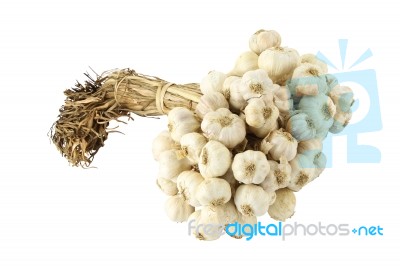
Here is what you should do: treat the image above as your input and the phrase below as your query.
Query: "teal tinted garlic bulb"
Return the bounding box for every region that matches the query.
[329,85,354,113]
[288,63,329,96]
[312,151,327,177]
[286,112,317,141]
[325,74,339,94]
[298,94,336,133]
[329,109,352,134]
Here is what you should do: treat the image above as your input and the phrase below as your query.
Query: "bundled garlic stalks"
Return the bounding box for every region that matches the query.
[154,29,354,241]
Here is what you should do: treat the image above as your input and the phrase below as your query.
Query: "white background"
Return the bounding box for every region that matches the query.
[1,0,399,265]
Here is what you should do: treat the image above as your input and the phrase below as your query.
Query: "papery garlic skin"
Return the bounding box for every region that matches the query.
[152,131,179,161]
[200,70,227,95]
[266,129,298,161]
[232,150,270,184]
[176,171,204,207]
[268,188,296,221]
[158,150,192,182]
[239,69,274,101]
[168,107,200,142]
[165,195,194,222]
[229,51,259,77]
[260,158,291,192]
[196,177,231,207]
[198,140,232,178]
[234,184,272,217]
[288,154,316,191]
[195,91,229,119]
[228,79,247,112]
[258,47,300,85]
[249,29,281,55]
[201,108,246,149]
[179,132,207,164]
[300,53,328,74]
[156,177,178,196]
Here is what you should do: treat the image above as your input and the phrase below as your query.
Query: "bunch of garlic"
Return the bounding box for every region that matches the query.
[152,28,354,241]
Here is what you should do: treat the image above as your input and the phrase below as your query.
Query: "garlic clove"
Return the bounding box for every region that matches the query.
[268,188,296,221]
[165,195,195,222]
[232,150,270,184]
[200,70,227,95]
[234,184,272,217]
[195,177,231,207]
[168,107,200,142]
[156,177,178,196]
[228,51,259,77]
[176,170,204,207]
[198,140,232,178]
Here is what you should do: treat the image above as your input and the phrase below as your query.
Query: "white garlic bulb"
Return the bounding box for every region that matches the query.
[221,167,239,196]
[178,132,207,164]
[234,184,272,217]
[195,206,225,241]
[176,170,204,207]
[245,98,279,138]
[198,140,232,178]
[228,51,259,77]
[239,69,274,101]
[258,47,300,85]
[196,177,231,207]
[260,158,291,192]
[228,78,247,112]
[168,107,200,142]
[268,188,296,221]
[226,213,257,239]
[156,177,178,196]
[201,108,246,148]
[300,53,328,74]
[158,150,192,182]
[288,154,316,191]
[200,70,227,95]
[152,131,179,161]
[273,85,291,101]
[165,195,194,222]
[222,76,240,99]
[290,63,327,96]
[232,150,270,184]
[249,29,281,55]
[266,129,298,161]
[195,91,229,119]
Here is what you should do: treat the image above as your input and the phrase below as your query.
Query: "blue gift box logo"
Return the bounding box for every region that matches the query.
[316,40,382,166]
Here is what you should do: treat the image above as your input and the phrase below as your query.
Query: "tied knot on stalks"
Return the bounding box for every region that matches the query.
[49,69,202,167]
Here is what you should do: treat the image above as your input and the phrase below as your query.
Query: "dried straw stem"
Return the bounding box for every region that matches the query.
[50,69,202,167]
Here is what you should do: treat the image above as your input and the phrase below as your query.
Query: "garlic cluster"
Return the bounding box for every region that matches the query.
[153,28,354,241]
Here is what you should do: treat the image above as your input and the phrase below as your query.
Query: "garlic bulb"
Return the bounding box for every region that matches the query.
[195,91,229,119]
[156,177,178,196]
[268,188,296,221]
[176,171,204,207]
[221,167,239,196]
[329,85,354,113]
[289,63,328,96]
[222,76,240,98]
[273,85,291,101]
[220,200,239,225]
[232,150,270,184]
[260,158,291,192]
[329,110,352,134]
[201,108,246,148]
[239,69,274,101]
[152,131,179,161]
[200,70,227,95]
[298,94,336,133]
[228,78,247,112]
[298,138,323,155]
[234,184,272,217]
[325,74,339,93]
[168,107,200,142]
[178,132,207,164]
[195,206,225,241]
[288,154,315,191]
[258,47,300,85]
[249,29,281,55]
[286,112,317,141]
[226,213,257,239]
[165,195,194,222]
[198,140,232,178]
[244,97,279,130]
[300,54,328,74]
[158,150,192,182]
[196,177,231,207]
[312,151,327,178]
[266,129,298,161]
[228,51,259,77]
[274,98,293,115]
